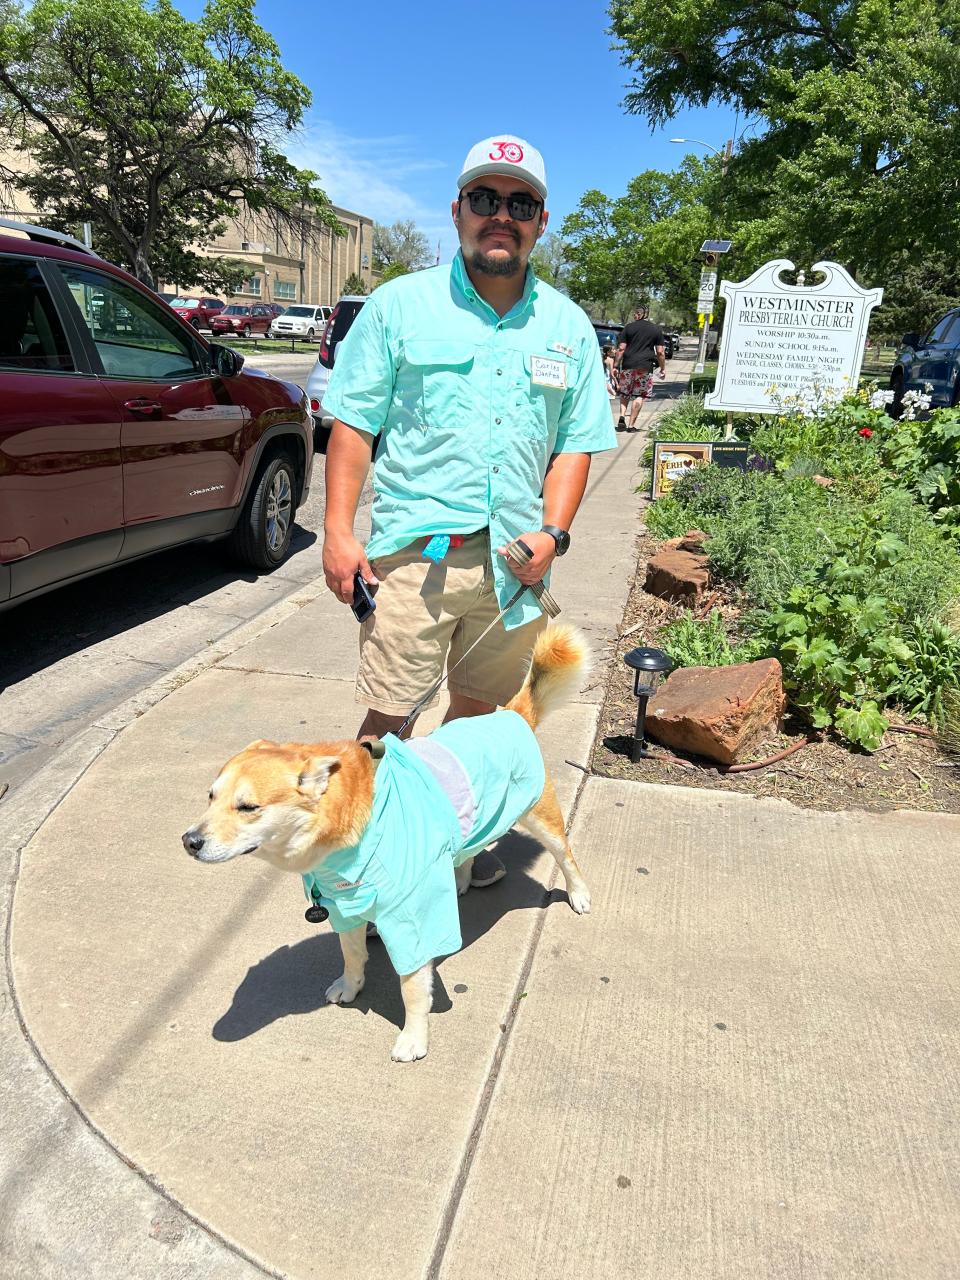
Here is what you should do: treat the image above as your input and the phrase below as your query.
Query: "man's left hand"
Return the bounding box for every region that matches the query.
[497,531,556,584]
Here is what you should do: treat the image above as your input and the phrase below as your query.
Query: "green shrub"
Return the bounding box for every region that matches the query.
[739,394,888,481]
[641,393,725,468]
[892,619,960,729]
[659,609,749,668]
[879,407,960,528]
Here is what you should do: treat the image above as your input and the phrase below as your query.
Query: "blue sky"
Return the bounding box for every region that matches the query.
[178,0,738,262]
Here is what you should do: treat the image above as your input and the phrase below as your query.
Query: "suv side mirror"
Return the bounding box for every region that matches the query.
[901,332,920,349]
[209,343,244,377]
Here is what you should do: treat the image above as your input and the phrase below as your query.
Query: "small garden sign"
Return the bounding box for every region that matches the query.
[652,440,749,499]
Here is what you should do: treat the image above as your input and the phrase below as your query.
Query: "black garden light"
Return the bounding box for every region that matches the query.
[623,646,673,762]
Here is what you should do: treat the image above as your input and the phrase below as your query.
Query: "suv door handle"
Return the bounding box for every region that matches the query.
[123,398,162,418]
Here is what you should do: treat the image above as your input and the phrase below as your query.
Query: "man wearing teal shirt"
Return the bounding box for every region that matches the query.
[322,134,614,886]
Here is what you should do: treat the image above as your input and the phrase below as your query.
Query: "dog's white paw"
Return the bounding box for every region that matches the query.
[391,1026,429,1062]
[455,860,473,897]
[326,975,364,1004]
[568,885,592,915]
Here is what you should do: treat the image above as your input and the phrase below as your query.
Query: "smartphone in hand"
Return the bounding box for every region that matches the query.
[351,573,377,623]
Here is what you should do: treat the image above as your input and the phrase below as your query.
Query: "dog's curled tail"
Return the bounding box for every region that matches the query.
[506,623,590,731]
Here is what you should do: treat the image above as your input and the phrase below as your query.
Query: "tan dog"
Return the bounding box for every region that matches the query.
[182,624,591,1062]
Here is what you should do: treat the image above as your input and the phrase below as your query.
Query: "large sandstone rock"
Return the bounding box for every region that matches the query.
[644,547,710,604]
[646,659,786,764]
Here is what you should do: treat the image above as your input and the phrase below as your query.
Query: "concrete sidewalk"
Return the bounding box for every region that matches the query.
[4,353,960,1280]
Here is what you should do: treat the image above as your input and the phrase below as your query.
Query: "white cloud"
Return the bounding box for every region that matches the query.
[286,118,457,262]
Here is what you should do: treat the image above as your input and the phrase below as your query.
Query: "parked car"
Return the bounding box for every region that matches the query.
[0,217,314,611]
[156,291,178,305]
[592,321,623,350]
[210,303,275,338]
[169,295,224,330]
[306,296,367,451]
[889,309,960,413]
[262,302,285,318]
[271,304,332,342]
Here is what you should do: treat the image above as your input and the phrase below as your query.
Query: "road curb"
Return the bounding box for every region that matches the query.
[3,576,329,855]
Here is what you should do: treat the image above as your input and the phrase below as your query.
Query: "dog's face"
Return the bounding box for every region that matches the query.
[182,739,371,874]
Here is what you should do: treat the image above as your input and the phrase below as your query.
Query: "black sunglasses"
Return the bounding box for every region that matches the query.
[459,187,543,222]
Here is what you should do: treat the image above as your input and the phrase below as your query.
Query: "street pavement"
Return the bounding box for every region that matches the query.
[3,349,960,1279]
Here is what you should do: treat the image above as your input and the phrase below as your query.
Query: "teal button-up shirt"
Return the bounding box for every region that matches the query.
[323,251,616,628]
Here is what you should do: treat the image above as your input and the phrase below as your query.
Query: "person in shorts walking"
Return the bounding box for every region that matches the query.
[616,305,666,431]
[321,134,615,886]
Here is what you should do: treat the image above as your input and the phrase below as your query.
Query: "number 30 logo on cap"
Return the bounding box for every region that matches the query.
[489,141,524,163]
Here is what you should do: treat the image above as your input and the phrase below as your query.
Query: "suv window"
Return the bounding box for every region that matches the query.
[924,315,956,345]
[319,298,365,369]
[59,265,203,379]
[0,257,74,372]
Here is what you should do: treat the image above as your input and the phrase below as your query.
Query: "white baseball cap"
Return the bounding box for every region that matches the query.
[457,135,547,201]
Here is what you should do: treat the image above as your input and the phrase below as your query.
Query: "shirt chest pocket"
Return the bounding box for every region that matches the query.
[519,352,573,440]
[402,340,476,427]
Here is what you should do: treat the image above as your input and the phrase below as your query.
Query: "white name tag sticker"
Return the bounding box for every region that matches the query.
[530,356,567,389]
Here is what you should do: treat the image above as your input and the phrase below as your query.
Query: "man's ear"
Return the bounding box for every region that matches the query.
[297,755,341,797]
[451,197,460,228]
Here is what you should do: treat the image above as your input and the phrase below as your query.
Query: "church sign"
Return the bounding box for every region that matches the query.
[705,260,883,415]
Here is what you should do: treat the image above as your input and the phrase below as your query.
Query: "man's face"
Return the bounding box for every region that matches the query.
[452,174,548,278]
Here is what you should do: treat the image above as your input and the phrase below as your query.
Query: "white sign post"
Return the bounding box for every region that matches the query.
[705,259,882,414]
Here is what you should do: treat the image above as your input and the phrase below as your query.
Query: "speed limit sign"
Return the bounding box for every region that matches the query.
[697,270,717,313]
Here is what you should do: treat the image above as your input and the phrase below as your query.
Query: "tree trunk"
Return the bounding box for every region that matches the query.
[133,245,155,290]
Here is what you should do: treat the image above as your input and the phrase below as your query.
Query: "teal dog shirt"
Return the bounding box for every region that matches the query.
[301,709,545,975]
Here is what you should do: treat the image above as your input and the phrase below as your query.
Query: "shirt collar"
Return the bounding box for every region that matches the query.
[452,249,539,322]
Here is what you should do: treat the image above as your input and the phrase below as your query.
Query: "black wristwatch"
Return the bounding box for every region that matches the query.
[541,525,571,556]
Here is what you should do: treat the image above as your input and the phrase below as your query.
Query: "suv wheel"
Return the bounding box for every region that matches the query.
[242,324,251,338]
[306,327,315,341]
[230,454,296,571]
[191,316,202,330]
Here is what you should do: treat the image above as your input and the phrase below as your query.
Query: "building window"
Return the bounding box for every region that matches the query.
[241,276,262,296]
[274,279,296,300]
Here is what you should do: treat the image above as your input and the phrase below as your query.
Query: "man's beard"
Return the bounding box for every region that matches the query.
[469,247,523,276]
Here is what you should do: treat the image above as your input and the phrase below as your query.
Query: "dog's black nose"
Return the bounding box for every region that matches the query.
[182,829,204,856]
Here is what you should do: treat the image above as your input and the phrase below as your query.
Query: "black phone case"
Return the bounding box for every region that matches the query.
[351,574,377,623]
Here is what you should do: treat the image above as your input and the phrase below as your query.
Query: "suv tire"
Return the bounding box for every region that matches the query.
[242,324,251,338]
[306,327,315,341]
[191,316,202,330]
[229,454,296,571]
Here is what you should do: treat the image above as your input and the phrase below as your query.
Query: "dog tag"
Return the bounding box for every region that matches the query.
[305,903,328,924]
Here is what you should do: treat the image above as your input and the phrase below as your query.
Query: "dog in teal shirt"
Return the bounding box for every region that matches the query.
[183,624,592,1063]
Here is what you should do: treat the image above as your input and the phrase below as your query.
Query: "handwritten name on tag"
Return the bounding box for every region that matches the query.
[530,356,567,389]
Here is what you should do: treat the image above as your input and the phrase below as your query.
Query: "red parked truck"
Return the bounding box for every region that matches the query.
[0,218,314,611]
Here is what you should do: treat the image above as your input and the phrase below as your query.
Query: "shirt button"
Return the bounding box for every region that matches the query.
[492,465,500,473]
[496,369,503,376]
[495,417,502,424]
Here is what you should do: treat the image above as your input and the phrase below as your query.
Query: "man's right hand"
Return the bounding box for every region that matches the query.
[323,530,376,604]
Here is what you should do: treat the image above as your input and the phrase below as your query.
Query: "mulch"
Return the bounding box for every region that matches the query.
[589,528,960,815]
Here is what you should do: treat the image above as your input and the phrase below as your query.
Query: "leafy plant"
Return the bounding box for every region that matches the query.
[659,609,749,668]
[879,407,960,527]
[891,619,960,729]
[752,529,914,750]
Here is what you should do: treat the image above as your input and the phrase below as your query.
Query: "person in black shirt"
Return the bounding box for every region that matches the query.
[615,305,666,431]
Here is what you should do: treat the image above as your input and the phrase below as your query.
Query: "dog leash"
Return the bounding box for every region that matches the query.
[395,538,560,738]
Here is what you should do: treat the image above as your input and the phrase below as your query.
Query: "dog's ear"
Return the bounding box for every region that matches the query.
[297,754,341,797]
[245,739,274,752]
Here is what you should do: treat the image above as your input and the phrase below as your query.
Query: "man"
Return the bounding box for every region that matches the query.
[616,305,666,431]
[321,134,615,887]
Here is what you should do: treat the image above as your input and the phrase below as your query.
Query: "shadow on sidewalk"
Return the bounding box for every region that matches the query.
[212,831,553,1041]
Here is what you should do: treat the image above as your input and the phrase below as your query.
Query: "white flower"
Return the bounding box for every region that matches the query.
[869,390,895,408]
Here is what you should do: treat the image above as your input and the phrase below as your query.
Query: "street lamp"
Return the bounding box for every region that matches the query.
[670,137,732,176]
[623,646,673,762]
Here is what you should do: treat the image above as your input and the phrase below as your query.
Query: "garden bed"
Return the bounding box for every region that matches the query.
[591,529,960,813]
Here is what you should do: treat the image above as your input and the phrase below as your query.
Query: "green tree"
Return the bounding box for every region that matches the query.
[372,219,432,271]
[561,162,713,321]
[0,0,343,290]
[342,271,368,296]
[373,261,410,288]
[609,0,960,278]
[529,232,570,291]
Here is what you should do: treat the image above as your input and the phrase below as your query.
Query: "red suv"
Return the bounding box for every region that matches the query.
[0,218,314,611]
[210,303,275,338]
[170,295,225,329]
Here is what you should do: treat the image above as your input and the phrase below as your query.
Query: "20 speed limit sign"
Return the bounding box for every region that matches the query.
[697,270,717,313]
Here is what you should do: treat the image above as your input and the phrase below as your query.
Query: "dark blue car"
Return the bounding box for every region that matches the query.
[890,308,960,412]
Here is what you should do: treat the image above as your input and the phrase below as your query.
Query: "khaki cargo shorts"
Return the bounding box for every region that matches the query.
[357,530,546,716]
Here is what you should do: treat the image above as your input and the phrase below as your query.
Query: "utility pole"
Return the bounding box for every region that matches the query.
[691,138,734,374]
